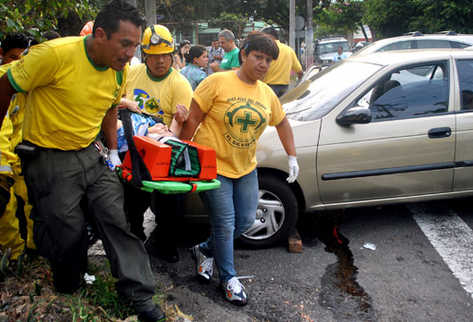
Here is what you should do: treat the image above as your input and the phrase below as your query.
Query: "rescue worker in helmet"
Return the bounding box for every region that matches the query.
[121,24,192,263]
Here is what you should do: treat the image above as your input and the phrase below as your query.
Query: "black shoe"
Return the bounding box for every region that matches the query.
[136,304,166,322]
[145,239,179,263]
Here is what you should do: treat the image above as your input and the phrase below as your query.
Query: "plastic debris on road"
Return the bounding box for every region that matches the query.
[362,242,376,251]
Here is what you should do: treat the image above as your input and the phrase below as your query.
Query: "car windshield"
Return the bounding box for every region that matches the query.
[318,41,350,55]
[283,61,383,121]
[351,40,382,56]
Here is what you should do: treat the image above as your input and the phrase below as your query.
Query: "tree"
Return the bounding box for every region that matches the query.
[409,0,473,34]
[209,12,248,39]
[0,0,98,39]
[363,0,473,40]
[314,0,364,39]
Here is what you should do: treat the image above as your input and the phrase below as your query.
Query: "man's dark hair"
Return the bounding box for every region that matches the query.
[184,45,206,64]
[93,0,145,39]
[42,30,61,40]
[261,27,279,40]
[238,31,279,65]
[1,32,29,53]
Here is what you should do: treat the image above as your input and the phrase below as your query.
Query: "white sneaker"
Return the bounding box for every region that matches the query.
[222,277,248,306]
[190,245,214,282]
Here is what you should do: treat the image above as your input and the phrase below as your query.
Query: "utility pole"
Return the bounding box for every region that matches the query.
[289,0,295,50]
[125,0,136,7]
[305,0,313,69]
[144,0,156,25]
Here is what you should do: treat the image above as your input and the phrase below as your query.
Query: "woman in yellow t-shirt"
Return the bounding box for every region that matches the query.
[179,32,299,306]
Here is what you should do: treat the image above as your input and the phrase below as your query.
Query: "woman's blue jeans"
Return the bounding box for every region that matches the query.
[199,169,258,283]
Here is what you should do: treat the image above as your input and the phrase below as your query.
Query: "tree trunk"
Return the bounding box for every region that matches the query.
[144,0,156,25]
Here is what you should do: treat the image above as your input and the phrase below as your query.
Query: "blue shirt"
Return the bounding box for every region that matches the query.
[333,52,348,62]
[181,64,207,90]
[117,113,157,153]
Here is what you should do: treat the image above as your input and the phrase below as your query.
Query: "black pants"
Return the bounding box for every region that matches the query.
[123,184,183,247]
[23,143,155,302]
[269,84,289,97]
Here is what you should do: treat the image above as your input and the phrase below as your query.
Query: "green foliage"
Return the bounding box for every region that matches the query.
[79,262,135,320]
[362,0,419,39]
[0,0,98,40]
[209,12,249,39]
[314,0,364,39]
[410,0,473,34]
[363,0,473,39]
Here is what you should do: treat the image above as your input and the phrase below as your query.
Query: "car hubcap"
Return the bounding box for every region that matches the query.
[242,189,285,241]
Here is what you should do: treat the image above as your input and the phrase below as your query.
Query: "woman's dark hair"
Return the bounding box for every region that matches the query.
[184,45,207,64]
[238,31,279,65]
[93,0,145,39]
[177,40,191,58]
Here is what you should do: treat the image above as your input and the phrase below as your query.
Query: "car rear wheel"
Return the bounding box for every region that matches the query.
[239,174,299,248]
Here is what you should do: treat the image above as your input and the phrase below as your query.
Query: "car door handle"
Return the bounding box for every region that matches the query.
[428,127,451,138]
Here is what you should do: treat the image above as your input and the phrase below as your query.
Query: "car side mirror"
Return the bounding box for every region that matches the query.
[336,106,372,127]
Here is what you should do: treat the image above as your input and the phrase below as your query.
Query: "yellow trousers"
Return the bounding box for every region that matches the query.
[13,175,34,250]
[0,187,24,260]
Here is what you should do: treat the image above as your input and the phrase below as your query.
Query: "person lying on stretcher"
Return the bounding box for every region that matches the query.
[116,98,188,155]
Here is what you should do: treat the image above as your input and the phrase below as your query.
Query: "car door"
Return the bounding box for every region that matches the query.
[453,58,473,191]
[317,59,455,204]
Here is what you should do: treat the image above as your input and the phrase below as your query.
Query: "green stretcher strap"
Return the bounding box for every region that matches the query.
[140,179,221,194]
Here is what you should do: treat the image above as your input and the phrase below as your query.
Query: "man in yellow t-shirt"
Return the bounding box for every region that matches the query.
[122,24,191,263]
[262,27,303,97]
[0,59,29,277]
[0,2,165,321]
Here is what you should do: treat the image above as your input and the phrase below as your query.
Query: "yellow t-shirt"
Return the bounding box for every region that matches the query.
[263,40,302,85]
[125,64,192,126]
[193,71,285,178]
[8,93,26,174]
[0,115,15,176]
[0,62,20,175]
[7,36,127,150]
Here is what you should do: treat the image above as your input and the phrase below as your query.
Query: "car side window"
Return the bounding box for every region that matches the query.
[356,61,450,121]
[416,39,451,49]
[450,41,469,49]
[379,40,412,52]
[456,59,473,111]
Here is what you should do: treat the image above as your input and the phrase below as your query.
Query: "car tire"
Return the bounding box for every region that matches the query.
[239,174,299,248]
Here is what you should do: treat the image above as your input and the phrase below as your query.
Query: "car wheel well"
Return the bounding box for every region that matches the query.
[257,167,306,216]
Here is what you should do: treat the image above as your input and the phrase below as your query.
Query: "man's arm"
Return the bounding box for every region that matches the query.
[169,104,188,136]
[102,106,118,150]
[178,99,205,140]
[0,74,17,128]
[210,61,223,72]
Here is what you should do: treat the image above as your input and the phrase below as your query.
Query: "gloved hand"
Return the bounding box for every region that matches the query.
[286,155,299,183]
[108,149,121,171]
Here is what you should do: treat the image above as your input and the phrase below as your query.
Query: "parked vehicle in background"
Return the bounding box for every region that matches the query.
[353,31,473,57]
[314,37,352,66]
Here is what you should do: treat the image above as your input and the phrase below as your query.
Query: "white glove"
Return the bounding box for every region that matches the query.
[108,149,121,171]
[287,155,299,183]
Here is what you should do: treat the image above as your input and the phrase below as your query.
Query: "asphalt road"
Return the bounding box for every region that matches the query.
[146,197,473,322]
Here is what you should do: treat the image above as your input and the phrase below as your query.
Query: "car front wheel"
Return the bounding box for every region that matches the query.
[239,174,299,248]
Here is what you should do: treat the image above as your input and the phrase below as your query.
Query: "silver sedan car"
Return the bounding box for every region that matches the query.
[185,49,473,248]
